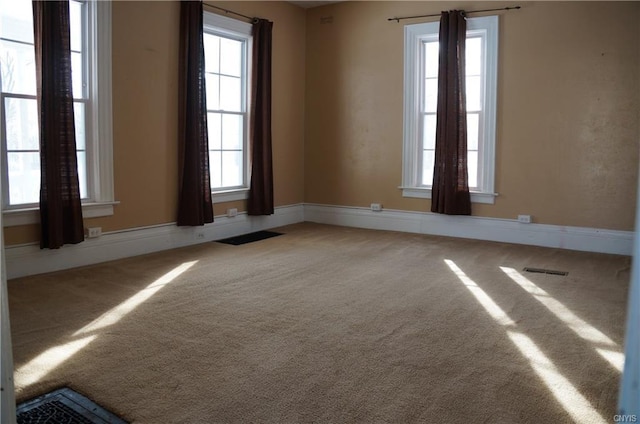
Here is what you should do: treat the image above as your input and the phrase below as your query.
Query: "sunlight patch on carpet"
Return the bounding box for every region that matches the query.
[444,260,515,327]
[501,266,624,372]
[16,336,97,387]
[506,330,608,424]
[444,259,607,424]
[74,261,198,336]
[16,261,198,389]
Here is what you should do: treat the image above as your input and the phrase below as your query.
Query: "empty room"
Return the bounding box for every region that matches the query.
[0,0,638,423]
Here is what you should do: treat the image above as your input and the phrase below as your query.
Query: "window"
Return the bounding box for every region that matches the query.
[0,0,113,225]
[402,16,498,204]
[203,12,251,202]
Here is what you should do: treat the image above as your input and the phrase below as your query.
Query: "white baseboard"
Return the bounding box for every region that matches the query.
[6,204,304,280]
[303,203,634,256]
[6,202,633,279]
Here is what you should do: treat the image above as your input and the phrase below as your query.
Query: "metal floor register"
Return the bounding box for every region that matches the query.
[16,387,127,424]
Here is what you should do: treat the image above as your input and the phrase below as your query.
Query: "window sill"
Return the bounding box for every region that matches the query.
[400,187,497,205]
[212,188,249,203]
[3,201,119,227]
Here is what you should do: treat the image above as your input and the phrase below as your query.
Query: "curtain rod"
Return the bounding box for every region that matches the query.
[204,4,259,23]
[388,6,521,22]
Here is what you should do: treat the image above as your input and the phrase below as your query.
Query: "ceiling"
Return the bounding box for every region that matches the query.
[288,1,343,9]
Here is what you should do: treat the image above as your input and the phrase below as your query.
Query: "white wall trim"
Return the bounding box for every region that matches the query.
[400,186,497,205]
[6,202,633,279]
[303,203,634,256]
[6,204,304,280]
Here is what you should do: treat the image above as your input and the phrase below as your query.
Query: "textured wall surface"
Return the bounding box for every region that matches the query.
[304,1,639,230]
[5,1,638,246]
[5,1,306,245]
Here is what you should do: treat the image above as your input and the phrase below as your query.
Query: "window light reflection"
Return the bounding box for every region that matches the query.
[15,335,96,387]
[500,266,624,372]
[15,261,198,389]
[444,259,607,424]
[75,261,198,336]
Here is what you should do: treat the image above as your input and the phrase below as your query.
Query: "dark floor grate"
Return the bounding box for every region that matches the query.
[216,230,283,246]
[523,267,568,276]
[17,387,127,424]
[18,400,93,424]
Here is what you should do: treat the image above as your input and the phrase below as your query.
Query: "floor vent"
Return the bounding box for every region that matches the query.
[523,267,568,276]
[17,387,127,424]
[217,230,282,246]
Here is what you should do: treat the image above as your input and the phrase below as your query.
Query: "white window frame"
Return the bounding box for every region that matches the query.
[203,12,252,203]
[1,0,115,227]
[401,15,498,205]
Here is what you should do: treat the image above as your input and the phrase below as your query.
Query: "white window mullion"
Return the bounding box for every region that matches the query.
[402,24,428,191]
[479,17,498,197]
[0,93,11,208]
[90,0,113,205]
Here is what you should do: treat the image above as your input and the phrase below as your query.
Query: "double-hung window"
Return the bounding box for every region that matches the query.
[203,12,251,202]
[402,15,498,204]
[0,0,114,225]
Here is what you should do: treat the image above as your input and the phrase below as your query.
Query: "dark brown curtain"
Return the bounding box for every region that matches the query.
[247,19,274,216]
[177,0,213,226]
[32,0,84,249]
[431,10,471,215]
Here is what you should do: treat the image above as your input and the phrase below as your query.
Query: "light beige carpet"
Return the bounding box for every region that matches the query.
[8,223,630,423]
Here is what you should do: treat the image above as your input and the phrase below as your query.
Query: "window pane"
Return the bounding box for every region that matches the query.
[71,102,85,150]
[209,151,222,188]
[220,76,241,112]
[422,149,434,186]
[467,113,479,151]
[208,112,221,149]
[220,38,242,77]
[424,41,439,78]
[222,151,243,187]
[8,152,40,205]
[424,77,437,113]
[203,33,220,74]
[76,150,87,199]
[205,74,220,110]
[466,75,481,112]
[466,37,482,76]
[5,97,39,150]
[422,114,436,150]
[71,51,83,98]
[222,114,242,150]
[0,0,34,44]
[467,150,478,189]
[70,0,83,52]
[0,40,36,95]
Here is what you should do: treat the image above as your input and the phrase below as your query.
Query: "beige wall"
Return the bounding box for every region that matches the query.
[4,1,306,246]
[5,1,638,246]
[304,1,640,231]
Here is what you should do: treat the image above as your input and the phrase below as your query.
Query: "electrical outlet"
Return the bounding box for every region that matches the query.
[86,227,102,238]
[227,208,238,218]
[195,230,205,240]
[517,215,532,224]
[371,203,382,212]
